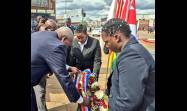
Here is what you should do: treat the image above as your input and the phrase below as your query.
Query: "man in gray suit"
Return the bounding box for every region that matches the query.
[31,27,90,111]
[101,18,155,111]
[69,24,102,79]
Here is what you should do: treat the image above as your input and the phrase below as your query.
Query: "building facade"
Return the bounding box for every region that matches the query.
[31,0,56,18]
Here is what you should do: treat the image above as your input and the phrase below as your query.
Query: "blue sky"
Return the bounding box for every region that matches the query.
[56,0,155,19]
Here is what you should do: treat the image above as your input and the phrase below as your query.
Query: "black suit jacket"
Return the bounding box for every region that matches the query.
[69,36,102,75]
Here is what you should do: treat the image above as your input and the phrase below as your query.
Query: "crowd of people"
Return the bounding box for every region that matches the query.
[31,16,155,111]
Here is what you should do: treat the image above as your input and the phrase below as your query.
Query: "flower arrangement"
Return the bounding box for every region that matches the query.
[74,69,109,111]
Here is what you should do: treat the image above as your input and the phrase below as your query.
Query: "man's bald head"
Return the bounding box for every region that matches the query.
[55,27,74,46]
[45,19,57,31]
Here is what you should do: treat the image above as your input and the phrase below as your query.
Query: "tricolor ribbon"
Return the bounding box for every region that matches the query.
[74,69,108,111]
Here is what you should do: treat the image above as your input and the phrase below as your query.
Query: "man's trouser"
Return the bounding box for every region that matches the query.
[34,76,48,111]
[31,87,38,111]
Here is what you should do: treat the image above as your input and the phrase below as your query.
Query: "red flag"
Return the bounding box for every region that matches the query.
[107,0,137,39]
[115,0,130,21]
[127,0,136,24]
[127,0,138,39]
[106,0,138,74]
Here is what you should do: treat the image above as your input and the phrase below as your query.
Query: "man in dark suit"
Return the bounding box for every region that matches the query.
[65,18,75,34]
[33,19,58,111]
[69,24,102,79]
[31,27,90,111]
[101,18,155,111]
[69,24,102,111]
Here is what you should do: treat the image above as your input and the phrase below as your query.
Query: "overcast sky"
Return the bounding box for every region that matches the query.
[56,0,155,20]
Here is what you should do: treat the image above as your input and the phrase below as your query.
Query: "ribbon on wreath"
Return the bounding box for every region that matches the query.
[73,69,108,111]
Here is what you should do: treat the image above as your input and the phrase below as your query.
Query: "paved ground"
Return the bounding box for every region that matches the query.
[138,31,155,59]
[45,31,155,111]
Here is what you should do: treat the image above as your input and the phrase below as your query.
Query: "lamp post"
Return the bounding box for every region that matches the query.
[57,0,73,18]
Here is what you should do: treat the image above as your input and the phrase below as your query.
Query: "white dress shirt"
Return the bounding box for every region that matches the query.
[78,37,88,52]
[76,37,88,103]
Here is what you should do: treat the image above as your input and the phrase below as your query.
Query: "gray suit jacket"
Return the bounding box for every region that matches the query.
[31,31,80,102]
[69,36,102,75]
[108,36,155,111]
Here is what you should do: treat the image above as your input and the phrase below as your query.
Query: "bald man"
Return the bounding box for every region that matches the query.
[31,27,90,111]
[34,23,78,111]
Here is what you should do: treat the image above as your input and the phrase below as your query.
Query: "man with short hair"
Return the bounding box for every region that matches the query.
[35,16,46,32]
[101,18,155,111]
[69,24,102,79]
[65,18,75,34]
[31,27,90,111]
[69,24,102,111]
